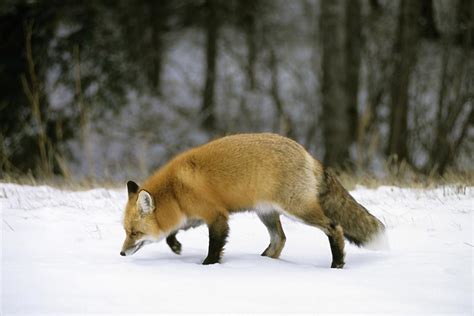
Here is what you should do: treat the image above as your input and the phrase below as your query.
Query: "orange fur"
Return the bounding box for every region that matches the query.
[141,133,322,224]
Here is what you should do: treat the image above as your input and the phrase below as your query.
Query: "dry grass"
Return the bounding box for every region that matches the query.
[337,169,474,191]
[0,173,122,191]
[2,167,473,192]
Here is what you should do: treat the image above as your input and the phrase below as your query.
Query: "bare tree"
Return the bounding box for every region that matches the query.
[20,21,50,176]
[456,0,474,46]
[269,48,294,138]
[420,0,440,40]
[387,0,421,163]
[237,0,259,90]
[146,1,168,95]
[426,0,473,174]
[320,0,351,168]
[201,0,219,133]
[345,0,361,143]
[118,0,173,96]
[73,45,93,179]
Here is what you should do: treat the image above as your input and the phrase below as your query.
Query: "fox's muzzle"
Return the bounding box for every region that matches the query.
[120,240,150,256]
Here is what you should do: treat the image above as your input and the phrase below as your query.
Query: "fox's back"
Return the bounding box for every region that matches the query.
[172,133,323,210]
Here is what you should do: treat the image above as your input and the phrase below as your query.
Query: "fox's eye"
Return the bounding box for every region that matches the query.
[130,231,138,237]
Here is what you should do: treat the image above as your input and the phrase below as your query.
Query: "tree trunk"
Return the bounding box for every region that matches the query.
[320,0,351,169]
[73,45,93,179]
[148,1,165,95]
[420,0,440,40]
[269,49,293,138]
[345,0,361,143]
[456,0,474,46]
[238,0,258,90]
[21,20,50,176]
[201,0,219,133]
[387,0,421,163]
[427,0,473,175]
[369,0,380,12]
[245,15,257,90]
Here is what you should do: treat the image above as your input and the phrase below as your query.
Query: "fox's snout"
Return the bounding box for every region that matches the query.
[120,239,152,257]
[120,236,139,257]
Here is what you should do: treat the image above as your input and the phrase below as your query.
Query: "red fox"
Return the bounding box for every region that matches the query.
[120,133,387,268]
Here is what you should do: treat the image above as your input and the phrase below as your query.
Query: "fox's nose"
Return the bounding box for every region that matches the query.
[120,251,126,256]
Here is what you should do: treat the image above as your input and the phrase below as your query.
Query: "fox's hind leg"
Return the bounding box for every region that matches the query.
[299,205,345,268]
[325,223,345,268]
[257,212,286,259]
[166,231,182,255]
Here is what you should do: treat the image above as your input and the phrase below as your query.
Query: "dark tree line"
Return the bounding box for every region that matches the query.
[320,0,472,173]
[0,0,472,179]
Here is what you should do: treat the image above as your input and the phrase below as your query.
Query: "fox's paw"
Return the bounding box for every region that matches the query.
[261,248,280,259]
[171,243,181,255]
[166,234,182,255]
[202,256,220,265]
[331,261,345,269]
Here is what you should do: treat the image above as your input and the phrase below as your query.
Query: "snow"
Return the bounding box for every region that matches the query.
[1,183,472,314]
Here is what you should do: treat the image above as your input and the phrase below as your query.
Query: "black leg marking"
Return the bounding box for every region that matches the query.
[300,210,345,269]
[327,224,345,269]
[202,214,229,265]
[166,231,182,255]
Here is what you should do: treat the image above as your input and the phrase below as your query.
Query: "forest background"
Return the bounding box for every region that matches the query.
[1,0,472,185]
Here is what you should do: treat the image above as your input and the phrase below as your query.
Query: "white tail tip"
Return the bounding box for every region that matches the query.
[365,229,390,251]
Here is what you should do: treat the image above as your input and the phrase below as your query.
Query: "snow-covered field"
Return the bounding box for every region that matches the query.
[1,183,472,314]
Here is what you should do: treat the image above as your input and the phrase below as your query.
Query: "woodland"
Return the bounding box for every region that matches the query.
[0,0,472,182]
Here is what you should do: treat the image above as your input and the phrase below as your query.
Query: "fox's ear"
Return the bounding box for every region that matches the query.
[127,180,139,197]
[137,190,155,215]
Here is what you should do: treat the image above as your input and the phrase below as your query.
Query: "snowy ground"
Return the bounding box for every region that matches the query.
[1,183,472,314]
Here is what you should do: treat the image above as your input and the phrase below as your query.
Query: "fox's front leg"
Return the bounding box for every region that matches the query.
[166,231,182,255]
[202,214,229,265]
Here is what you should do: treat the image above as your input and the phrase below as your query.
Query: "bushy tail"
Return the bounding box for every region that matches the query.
[318,169,389,250]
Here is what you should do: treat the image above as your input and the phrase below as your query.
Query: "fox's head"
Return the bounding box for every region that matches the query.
[120,180,162,256]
